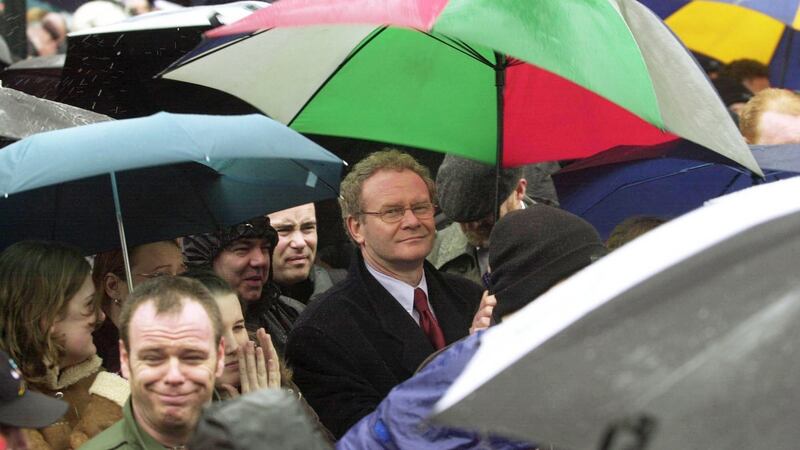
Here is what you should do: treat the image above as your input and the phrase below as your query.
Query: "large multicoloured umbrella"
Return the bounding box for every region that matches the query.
[163,0,760,174]
[640,0,800,88]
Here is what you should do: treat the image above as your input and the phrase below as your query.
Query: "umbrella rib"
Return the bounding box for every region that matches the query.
[288,26,389,128]
[158,30,261,78]
[421,32,494,67]
[580,163,719,214]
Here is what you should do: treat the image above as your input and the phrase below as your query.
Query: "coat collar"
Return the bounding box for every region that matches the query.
[42,355,102,391]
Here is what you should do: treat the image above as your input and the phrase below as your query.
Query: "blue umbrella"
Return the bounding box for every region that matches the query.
[553,140,799,239]
[0,112,343,285]
[638,0,800,89]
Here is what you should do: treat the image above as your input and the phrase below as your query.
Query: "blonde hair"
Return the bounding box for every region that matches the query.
[739,88,800,143]
[0,241,93,385]
[338,149,435,227]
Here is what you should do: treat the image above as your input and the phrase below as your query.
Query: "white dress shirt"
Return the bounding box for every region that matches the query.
[365,261,435,325]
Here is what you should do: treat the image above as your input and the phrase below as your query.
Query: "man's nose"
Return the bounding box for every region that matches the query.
[399,207,421,227]
[288,231,306,249]
[163,358,186,385]
[249,247,268,266]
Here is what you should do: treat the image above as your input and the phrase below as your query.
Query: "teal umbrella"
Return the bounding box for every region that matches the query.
[0,112,343,285]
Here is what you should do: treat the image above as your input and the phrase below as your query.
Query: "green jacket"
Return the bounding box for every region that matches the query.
[78,398,165,450]
[427,223,482,285]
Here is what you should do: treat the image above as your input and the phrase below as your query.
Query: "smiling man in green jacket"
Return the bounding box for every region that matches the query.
[81,276,225,450]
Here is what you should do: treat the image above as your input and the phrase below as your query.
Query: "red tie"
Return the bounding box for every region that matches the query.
[414,288,446,350]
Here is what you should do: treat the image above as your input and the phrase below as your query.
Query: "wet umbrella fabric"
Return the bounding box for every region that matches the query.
[553,140,800,239]
[433,177,800,449]
[0,55,64,100]
[57,2,265,118]
[0,112,343,255]
[163,0,759,174]
[0,86,111,141]
[638,0,800,88]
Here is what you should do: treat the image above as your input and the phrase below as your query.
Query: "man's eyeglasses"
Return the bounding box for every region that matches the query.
[360,203,436,223]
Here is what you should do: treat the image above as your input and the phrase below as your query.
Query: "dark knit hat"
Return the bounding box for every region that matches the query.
[436,154,523,222]
[189,389,331,450]
[489,205,607,320]
[183,216,278,269]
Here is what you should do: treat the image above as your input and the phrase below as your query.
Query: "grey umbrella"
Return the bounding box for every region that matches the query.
[0,86,111,141]
[433,177,800,450]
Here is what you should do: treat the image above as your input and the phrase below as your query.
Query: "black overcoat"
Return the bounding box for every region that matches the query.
[285,252,482,438]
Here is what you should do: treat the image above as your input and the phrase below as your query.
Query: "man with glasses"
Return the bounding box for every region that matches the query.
[286,149,482,438]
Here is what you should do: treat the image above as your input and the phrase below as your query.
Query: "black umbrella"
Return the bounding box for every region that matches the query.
[433,177,800,450]
[56,3,264,118]
[0,55,64,100]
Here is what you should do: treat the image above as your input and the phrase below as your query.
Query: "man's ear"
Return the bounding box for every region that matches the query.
[105,273,125,301]
[215,339,225,378]
[119,340,131,380]
[346,215,365,246]
[514,178,527,201]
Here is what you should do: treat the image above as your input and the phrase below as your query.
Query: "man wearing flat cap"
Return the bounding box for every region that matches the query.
[183,216,305,356]
[429,154,547,286]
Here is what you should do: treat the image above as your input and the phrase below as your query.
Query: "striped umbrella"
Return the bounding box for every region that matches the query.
[641,0,800,88]
[163,0,760,174]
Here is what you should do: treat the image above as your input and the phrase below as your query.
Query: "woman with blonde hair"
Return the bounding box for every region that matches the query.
[0,241,128,450]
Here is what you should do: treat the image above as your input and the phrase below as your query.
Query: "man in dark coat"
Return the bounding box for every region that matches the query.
[183,216,304,357]
[286,149,482,438]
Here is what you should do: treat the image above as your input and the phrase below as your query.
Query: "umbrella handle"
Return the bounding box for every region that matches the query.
[110,172,134,293]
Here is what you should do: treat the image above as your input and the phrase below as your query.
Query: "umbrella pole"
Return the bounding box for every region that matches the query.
[494,52,507,221]
[110,172,134,293]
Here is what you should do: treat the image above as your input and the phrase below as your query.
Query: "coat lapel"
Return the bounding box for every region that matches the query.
[353,255,435,375]
[425,262,472,344]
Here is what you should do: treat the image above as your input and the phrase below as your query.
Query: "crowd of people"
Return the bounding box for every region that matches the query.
[1,5,800,449]
[1,97,793,447]
[0,144,625,450]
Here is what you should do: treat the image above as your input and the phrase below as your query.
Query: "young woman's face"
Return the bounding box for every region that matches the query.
[213,293,250,388]
[52,274,102,369]
[105,241,186,327]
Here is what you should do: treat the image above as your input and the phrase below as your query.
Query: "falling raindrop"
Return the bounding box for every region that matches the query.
[3,193,7,199]
[205,155,210,162]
